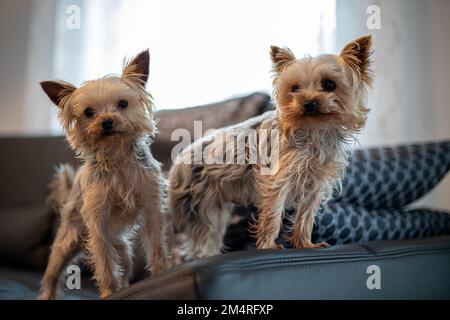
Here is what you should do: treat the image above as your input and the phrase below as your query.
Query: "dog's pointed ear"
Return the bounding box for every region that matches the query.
[340,35,373,85]
[270,46,296,73]
[40,81,76,107]
[122,49,150,85]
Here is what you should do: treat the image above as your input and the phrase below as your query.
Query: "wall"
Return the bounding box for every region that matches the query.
[337,0,450,210]
[0,0,56,136]
[0,1,32,135]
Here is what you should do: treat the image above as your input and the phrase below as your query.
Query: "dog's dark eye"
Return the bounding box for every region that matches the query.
[322,79,336,92]
[84,107,94,118]
[291,85,301,93]
[118,100,128,109]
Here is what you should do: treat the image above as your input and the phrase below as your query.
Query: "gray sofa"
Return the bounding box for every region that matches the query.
[1,93,449,299]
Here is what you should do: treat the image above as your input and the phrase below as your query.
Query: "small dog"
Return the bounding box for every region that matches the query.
[169,36,373,259]
[38,50,169,299]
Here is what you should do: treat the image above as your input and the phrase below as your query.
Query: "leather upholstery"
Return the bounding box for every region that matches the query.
[110,236,450,299]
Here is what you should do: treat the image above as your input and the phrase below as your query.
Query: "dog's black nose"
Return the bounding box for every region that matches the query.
[101,119,114,131]
[303,101,319,114]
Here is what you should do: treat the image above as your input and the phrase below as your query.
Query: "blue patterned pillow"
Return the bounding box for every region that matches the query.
[335,141,450,209]
[312,202,450,245]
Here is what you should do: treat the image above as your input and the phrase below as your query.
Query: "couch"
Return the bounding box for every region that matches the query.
[0,92,449,299]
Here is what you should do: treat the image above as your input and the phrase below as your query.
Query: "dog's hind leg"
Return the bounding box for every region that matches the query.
[187,200,233,259]
[114,237,134,288]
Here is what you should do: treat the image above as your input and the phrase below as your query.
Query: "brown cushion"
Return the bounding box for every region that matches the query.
[153,92,272,170]
[0,136,75,206]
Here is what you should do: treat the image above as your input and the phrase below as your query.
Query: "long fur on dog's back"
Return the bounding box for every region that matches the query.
[46,164,75,214]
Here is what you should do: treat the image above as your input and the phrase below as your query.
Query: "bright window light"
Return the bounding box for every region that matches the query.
[53,0,336,111]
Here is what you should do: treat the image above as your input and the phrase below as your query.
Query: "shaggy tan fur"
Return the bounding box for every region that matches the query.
[169,36,373,259]
[38,50,169,299]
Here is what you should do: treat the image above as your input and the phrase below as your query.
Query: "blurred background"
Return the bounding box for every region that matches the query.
[0,0,449,209]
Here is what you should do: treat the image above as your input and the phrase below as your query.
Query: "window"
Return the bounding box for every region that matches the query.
[53,0,336,111]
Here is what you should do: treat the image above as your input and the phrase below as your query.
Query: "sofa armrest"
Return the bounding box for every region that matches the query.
[110,236,450,299]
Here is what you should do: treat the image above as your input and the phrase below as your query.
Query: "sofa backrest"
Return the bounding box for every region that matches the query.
[0,136,75,267]
[153,92,273,170]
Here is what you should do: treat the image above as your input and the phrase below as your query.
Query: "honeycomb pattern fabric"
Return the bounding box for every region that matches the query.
[312,202,450,246]
[224,205,450,250]
[334,141,450,209]
[224,140,450,251]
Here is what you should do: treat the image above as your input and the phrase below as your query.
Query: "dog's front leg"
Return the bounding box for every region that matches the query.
[81,191,119,298]
[85,227,119,298]
[288,193,329,249]
[254,184,289,250]
[141,190,169,275]
[38,219,82,300]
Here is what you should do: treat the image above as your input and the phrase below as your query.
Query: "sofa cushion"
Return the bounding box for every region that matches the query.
[335,141,450,208]
[0,266,97,300]
[0,205,53,268]
[0,136,75,268]
[312,204,450,245]
[0,136,75,206]
[109,236,450,299]
[153,92,273,170]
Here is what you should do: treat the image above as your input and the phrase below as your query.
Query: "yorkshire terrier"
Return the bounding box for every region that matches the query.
[169,36,373,259]
[38,50,169,299]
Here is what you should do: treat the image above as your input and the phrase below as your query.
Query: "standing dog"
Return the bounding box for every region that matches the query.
[39,50,169,299]
[169,36,373,259]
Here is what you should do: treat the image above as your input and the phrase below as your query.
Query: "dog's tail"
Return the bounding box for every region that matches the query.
[46,163,75,215]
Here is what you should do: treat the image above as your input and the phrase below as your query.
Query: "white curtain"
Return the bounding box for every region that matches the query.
[1,0,335,134]
[51,0,336,111]
[336,0,450,210]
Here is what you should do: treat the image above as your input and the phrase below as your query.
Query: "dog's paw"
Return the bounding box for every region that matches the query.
[293,241,330,249]
[150,262,167,275]
[100,288,114,299]
[36,291,54,300]
[256,241,284,250]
